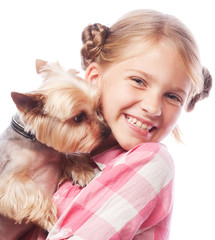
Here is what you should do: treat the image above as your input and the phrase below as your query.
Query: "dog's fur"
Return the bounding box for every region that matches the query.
[0,60,109,240]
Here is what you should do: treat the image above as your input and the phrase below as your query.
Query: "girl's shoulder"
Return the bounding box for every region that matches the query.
[120,142,175,174]
[94,142,174,174]
[125,142,172,161]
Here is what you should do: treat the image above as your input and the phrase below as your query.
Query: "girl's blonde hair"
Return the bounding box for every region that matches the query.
[81,9,212,140]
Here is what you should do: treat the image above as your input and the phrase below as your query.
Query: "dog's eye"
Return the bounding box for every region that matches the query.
[74,112,86,123]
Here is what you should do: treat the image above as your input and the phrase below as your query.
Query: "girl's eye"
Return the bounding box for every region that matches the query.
[131,77,147,86]
[165,93,182,104]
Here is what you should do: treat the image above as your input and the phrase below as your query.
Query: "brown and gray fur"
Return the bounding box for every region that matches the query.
[0,60,109,240]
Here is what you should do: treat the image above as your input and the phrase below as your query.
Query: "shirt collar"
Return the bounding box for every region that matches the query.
[92,144,126,171]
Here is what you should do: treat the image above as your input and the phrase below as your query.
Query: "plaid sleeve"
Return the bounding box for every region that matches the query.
[48,142,174,240]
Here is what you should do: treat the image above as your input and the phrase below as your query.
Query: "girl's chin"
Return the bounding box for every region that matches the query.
[117,136,147,151]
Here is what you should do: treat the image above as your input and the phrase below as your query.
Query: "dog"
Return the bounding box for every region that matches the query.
[0,60,110,239]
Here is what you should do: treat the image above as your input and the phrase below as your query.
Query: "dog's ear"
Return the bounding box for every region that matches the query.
[36,59,51,80]
[11,92,44,113]
[186,67,212,112]
[36,59,63,81]
[36,59,48,74]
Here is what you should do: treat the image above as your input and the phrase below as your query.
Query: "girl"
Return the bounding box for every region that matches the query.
[24,9,212,240]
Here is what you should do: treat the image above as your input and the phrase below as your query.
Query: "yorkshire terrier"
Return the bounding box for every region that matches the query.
[0,60,110,239]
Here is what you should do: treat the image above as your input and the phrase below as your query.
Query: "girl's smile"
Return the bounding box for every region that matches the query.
[86,41,191,150]
[126,114,155,134]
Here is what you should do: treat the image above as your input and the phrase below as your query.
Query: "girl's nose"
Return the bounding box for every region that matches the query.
[140,95,162,117]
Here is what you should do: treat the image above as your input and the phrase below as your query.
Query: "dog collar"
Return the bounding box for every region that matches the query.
[11,116,36,141]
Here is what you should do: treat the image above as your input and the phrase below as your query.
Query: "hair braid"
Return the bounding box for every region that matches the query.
[81,23,109,69]
[186,67,212,111]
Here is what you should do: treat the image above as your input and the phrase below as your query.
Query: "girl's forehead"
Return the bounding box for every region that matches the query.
[117,40,182,68]
[118,39,179,63]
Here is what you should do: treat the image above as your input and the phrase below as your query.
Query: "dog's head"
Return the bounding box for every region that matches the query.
[11,60,110,153]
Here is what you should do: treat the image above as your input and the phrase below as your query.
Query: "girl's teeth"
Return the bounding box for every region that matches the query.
[136,121,142,127]
[131,117,136,123]
[127,116,152,131]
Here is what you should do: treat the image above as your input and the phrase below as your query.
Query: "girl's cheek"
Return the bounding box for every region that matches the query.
[165,107,182,130]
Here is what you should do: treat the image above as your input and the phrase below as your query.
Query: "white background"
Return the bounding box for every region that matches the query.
[0,1,214,239]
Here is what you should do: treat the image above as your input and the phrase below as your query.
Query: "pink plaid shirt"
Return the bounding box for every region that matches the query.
[25,142,174,240]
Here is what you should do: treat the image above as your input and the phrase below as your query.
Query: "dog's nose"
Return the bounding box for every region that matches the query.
[102,124,111,139]
[96,111,111,139]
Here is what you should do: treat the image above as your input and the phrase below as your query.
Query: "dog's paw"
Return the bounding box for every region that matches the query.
[72,166,95,188]
[62,153,95,188]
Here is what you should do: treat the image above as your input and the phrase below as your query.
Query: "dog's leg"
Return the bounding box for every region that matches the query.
[0,216,34,240]
[0,170,57,232]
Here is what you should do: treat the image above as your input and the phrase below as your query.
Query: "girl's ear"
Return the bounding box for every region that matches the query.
[85,63,102,87]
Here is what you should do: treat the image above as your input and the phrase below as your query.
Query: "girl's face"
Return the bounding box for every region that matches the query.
[86,41,191,150]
